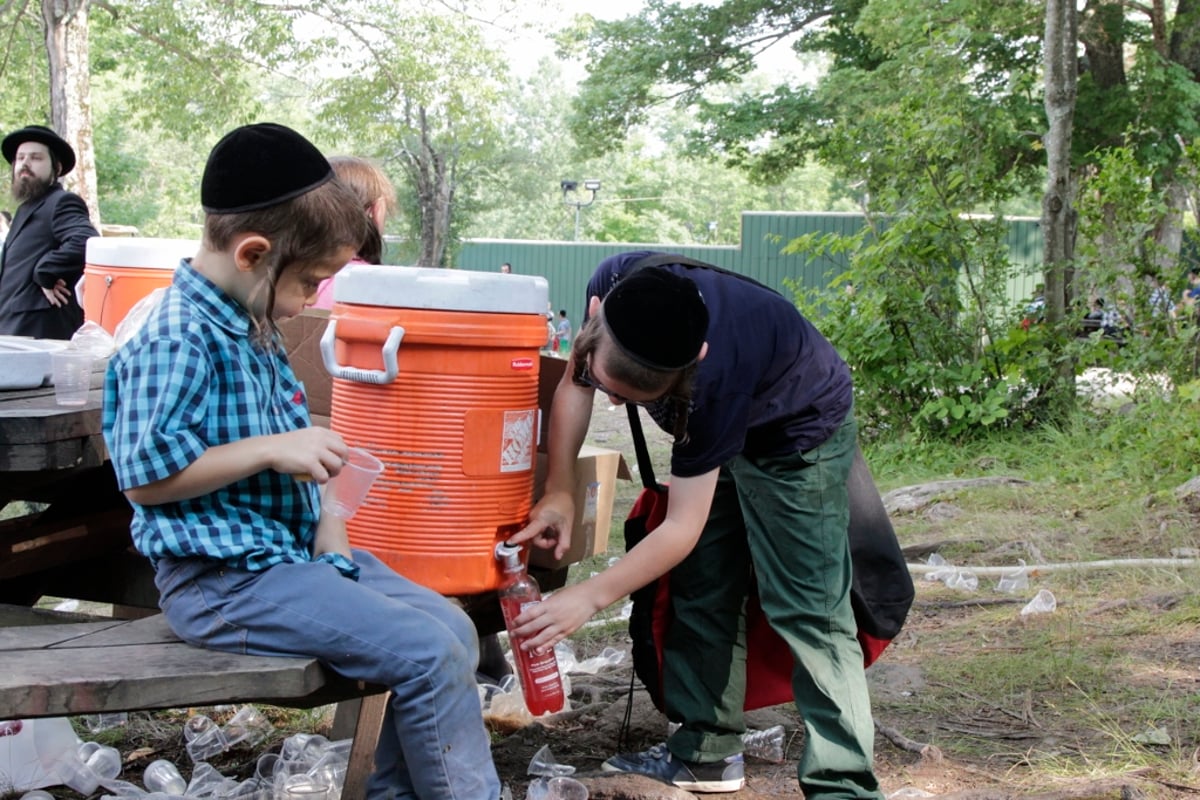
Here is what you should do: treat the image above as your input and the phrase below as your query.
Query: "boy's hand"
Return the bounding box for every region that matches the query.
[507,489,575,561]
[272,428,349,483]
[510,583,601,654]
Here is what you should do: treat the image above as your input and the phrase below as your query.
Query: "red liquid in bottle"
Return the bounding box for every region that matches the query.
[496,545,565,716]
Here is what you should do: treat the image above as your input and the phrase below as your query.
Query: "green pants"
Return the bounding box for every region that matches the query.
[662,415,882,799]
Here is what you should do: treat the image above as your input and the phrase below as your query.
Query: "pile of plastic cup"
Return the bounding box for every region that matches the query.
[183,708,274,763]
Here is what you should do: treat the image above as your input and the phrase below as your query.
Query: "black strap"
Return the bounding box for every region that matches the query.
[626,403,661,491]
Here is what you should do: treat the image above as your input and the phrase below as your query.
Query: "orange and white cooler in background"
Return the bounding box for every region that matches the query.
[81,237,196,334]
[323,265,549,595]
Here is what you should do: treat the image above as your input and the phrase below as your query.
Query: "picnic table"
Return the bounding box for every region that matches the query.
[0,364,150,609]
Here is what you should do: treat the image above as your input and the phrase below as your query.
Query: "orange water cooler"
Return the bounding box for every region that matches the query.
[323,265,550,595]
[82,237,197,333]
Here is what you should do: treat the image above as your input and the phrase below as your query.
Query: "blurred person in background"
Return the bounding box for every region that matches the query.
[0,125,97,339]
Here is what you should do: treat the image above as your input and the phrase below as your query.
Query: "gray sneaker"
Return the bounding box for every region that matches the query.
[601,742,745,793]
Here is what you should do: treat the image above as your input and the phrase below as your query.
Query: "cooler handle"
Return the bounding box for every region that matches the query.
[320,320,405,385]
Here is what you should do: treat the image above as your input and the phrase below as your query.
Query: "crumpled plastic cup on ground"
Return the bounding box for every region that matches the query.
[1020,589,1057,616]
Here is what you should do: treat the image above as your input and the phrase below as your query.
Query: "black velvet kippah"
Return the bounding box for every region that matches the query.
[602,266,709,370]
[201,123,334,214]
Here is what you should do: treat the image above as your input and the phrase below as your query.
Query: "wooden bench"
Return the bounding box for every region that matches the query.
[0,604,387,800]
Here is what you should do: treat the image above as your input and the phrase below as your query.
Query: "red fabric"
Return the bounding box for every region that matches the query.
[631,486,892,712]
[858,631,892,667]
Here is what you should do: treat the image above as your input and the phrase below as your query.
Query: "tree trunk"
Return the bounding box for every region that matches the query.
[1079,1,1125,93]
[404,106,456,268]
[1173,0,1200,82]
[1041,0,1079,417]
[1166,0,1200,233]
[43,0,99,226]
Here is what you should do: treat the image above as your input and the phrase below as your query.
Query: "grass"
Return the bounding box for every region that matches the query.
[14,393,1199,796]
[571,393,1200,790]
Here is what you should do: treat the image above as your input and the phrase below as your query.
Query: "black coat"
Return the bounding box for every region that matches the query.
[0,183,98,340]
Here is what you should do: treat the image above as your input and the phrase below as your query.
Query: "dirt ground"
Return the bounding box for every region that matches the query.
[26,394,1199,800]
[477,397,950,799]
[473,394,1199,800]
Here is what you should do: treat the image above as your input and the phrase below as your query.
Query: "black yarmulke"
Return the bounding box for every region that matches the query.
[602,266,709,370]
[201,123,334,214]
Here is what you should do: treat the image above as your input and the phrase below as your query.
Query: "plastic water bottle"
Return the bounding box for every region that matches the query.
[495,542,565,716]
[741,725,786,762]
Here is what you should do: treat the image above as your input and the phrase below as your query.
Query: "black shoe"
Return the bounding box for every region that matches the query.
[601,743,745,792]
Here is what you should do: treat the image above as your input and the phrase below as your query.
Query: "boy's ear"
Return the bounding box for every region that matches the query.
[232,234,272,273]
[588,295,601,317]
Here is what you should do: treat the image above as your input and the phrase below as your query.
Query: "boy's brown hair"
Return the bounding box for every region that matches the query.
[203,177,370,345]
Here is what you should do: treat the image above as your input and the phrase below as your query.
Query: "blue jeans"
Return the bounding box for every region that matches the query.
[154,550,500,800]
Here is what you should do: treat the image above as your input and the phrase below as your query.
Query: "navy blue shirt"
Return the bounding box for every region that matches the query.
[586,251,853,478]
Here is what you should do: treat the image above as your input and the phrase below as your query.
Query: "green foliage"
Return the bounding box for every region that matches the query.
[1072,142,1200,387]
[0,5,50,133]
[788,211,1025,442]
[463,64,857,244]
[307,8,511,265]
[572,0,1044,185]
[865,385,1200,492]
[88,0,274,139]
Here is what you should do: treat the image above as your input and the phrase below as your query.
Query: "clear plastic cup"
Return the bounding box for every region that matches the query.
[19,791,56,800]
[143,759,187,795]
[323,447,384,519]
[221,705,273,749]
[186,762,238,798]
[51,350,94,406]
[545,777,589,800]
[83,743,123,779]
[276,774,332,800]
[184,714,228,762]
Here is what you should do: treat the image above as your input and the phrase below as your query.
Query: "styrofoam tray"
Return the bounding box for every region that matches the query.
[0,335,69,390]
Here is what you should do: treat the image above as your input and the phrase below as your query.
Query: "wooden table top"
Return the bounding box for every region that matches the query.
[0,367,106,473]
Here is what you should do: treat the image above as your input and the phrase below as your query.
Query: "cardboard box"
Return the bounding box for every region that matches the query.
[279,309,332,418]
[529,444,631,570]
[537,352,568,451]
[279,312,629,568]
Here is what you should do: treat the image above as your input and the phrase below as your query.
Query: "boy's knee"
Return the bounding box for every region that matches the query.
[424,632,477,684]
[439,602,480,657]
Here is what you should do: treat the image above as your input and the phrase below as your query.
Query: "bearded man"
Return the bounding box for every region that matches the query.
[0,125,98,339]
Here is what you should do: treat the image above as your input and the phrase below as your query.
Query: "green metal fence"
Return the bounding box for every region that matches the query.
[445,212,1043,330]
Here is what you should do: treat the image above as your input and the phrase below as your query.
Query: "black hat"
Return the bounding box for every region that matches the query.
[602,266,709,370]
[201,123,334,214]
[2,125,76,176]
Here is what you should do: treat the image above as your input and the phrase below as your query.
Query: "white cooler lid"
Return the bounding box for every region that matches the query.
[333,264,549,314]
[86,236,198,269]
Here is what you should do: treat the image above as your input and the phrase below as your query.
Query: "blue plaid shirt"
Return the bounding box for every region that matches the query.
[102,260,359,579]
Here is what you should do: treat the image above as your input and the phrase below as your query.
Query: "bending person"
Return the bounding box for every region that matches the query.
[509,251,882,799]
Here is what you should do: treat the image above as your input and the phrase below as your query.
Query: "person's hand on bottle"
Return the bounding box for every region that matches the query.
[510,583,600,655]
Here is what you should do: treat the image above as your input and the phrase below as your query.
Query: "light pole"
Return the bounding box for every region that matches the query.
[561,179,601,241]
